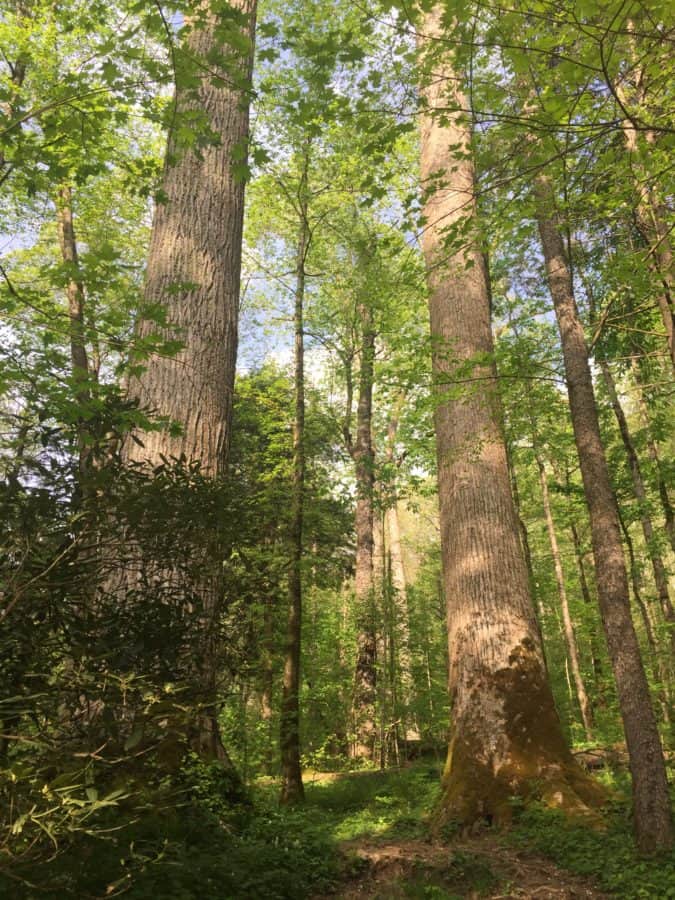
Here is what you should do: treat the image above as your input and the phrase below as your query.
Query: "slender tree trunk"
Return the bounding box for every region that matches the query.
[598,359,674,643]
[349,296,377,761]
[616,83,675,370]
[535,452,594,738]
[569,522,603,683]
[386,502,416,729]
[280,149,310,804]
[619,514,672,730]
[534,173,673,852]
[56,184,92,481]
[119,1,257,762]
[631,361,675,554]
[260,594,274,766]
[383,399,418,738]
[418,8,602,827]
[507,442,544,624]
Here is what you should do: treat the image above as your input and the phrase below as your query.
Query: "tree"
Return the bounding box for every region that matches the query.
[533,171,673,852]
[119,0,257,759]
[280,143,310,804]
[417,7,602,825]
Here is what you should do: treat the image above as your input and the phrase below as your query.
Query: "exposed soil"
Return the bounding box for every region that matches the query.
[320,834,608,899]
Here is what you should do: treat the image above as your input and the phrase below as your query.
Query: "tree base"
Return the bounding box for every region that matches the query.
[433,734,608,832]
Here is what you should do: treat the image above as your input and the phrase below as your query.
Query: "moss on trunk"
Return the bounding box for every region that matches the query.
[435,640,607,830]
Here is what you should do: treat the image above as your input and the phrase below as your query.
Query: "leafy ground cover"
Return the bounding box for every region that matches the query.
[2,760,673,898]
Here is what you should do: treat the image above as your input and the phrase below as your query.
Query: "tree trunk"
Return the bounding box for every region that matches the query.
[120,1,256,762]
[125,3,255,473]
[349,296,377,761]
[56,183,92,482]
[534,173,673,852]
[619,513,672,730]
[616,81,675,369]
[535,452,594,738]
[418,8,602,827]
[386,502,415,723]
[631,360,675,554]
[384,407,416,736]
[280,148,310,804]
[598,358,674,645]
[260,593,274,770]
[569,521,603,683]
[507,441,545,625]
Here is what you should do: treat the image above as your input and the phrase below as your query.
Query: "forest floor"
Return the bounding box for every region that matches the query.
[245,760,674,900]
[330,832,607,898]
[301,766,607,899]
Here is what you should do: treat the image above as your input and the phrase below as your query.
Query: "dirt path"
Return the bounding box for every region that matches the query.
[320,834,607,899]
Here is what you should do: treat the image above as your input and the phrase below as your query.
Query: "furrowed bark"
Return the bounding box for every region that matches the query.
[119,0,257,763]
[418,7,602,828]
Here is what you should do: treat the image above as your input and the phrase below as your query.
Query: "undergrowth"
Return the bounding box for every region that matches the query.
[2,759,673,898]
[507,781,675,900]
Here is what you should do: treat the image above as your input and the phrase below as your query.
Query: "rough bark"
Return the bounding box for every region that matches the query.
[349,296,377,761]
[535,452,594,738]
[418,8,602,828]
[118,1,256,762]
[534,173,673,852]
[280,151,309,804]
[124,1,255,473]
[598,358,674,645]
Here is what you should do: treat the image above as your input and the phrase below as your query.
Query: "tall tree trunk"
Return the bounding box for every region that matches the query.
[619,514,672,730]
[280,148,310,804]
[507,441,544,625]
[569,521,603,683]
[349,296,377,761]
[616,80,675,369]
[260,593,274,771]
[598,359,674,645]
[384,404,416,735]
[631,360,675,554]
[418,8,602,827]
[56,183,92,482]
[386,503,415,716]
[535,452,594,738]
[534,173,673,853]
[119,1,256,761]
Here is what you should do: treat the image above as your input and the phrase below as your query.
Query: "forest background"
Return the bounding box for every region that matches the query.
[0,0,673,897]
